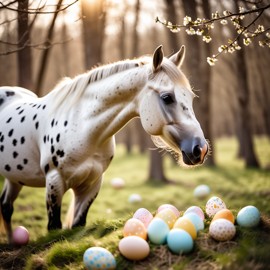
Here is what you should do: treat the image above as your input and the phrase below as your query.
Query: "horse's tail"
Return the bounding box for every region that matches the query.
[64,189,75,229]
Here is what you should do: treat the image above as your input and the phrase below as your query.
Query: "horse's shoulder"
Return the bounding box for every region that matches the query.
[0,86,37,110]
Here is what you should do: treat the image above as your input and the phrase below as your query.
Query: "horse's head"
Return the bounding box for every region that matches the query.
[139,45,208,166]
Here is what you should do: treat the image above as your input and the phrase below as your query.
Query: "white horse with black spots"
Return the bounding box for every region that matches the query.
[0,46,208,243]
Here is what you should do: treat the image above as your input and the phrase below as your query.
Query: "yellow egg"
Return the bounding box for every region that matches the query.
[123,218,147,240]
[156,208,177,229]
[212,209,235,224]
[173,217,197,240]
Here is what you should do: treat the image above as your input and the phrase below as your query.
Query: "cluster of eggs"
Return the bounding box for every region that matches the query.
[118,204,206,260]
[206,196,261,241]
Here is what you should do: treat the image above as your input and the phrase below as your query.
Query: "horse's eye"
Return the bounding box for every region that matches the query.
[161,94,174,105]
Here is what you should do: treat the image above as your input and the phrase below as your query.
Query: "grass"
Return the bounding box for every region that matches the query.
[0,136,270,270]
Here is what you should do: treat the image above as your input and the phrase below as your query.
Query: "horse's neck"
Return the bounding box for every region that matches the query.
[82,66,148,143]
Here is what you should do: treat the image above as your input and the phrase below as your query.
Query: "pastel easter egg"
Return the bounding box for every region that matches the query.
[236,205,260,228]
[123,218,147,240]
[206,196,227,217]
[133,208,153,228]
[212,209,235,224]
[156,208,177,229]
[118,236,150,261]
[193,184,210,199]
[110,177,125,189]
[157,204,180,218]
[173,217,197,240]
[12,226,29,246]
[167,228,194,254]
[128,194,142,203]
[209,219,236,241]
[184,206,205,221]
[83,247,116,270]
[184,212,205,231]
[147,217,170,245]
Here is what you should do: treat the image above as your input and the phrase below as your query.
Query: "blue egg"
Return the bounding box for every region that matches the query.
[147,217,170,245]
[183,212,204,232]
[167,228,194,254]
[236,205,260,228]
[83,247,116,270]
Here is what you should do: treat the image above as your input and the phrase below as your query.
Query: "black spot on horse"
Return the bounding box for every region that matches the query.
[0,135,4,142]
[6,117,12,123]
[20,116,25,123]
[0,145,4,152]
[0,98,4,106]
[44,164,50,174]
[16,106,21,110]
[23,159,28,165]
[4,164,11,171]
[51,119,55,127]
[51,145,55,154]
[8,129,13,137]
[52,156,58,167]
[35,122,39,129]
[21,137,25,144]
[64,120,68,127]
[42,105,46,110]
[32,104,37,108]
[51,138,54,144]
[33,114,37,121]
[37,105,41,109]
[12,139,17,146]
[43,135,47,144]
[18,109,24,115]
[56,149,65,158]
[13,151,18,158]
[5,91,15,97]
[56,134,60,143]
[17,164,23,170]
[47,135,50,142]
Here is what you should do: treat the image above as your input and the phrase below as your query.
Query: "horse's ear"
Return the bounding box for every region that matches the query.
[153,45,164,72]
[169,45,185,68]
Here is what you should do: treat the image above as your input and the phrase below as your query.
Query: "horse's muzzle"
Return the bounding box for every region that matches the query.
[181,138,208,165]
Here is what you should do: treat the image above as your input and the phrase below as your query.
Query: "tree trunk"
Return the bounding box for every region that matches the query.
[17,0,33,90]
[148,149,167,183]
[234,1,259,168]
[81,0,106,70]
[131,0,140,57]
[35,0,64,94]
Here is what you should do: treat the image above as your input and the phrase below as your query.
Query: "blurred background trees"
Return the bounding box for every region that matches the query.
[0,0,269,179]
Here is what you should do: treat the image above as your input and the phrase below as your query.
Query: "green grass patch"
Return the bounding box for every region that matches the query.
[0,136,270,269]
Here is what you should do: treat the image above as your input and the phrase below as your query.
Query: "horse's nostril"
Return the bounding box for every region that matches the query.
[193,145,201,158]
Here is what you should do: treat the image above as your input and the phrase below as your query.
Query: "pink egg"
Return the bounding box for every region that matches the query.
[184,206,205,221]
[12,226,29,246]
[157,204,180,218]
[133,208,153,228]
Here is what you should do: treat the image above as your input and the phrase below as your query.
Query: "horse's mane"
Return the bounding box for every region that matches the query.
[47,58,149,114]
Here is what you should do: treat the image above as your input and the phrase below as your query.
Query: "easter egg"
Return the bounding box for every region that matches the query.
[184,212,204,231]
[167,228,194,254]
[184,206,205,221]
[173,217,197,240]
[110,177,125,189]
[212,209,235,224]
[83,247,116,270]
[123,218,147,240]
[209,219,236,241]
[12,226,29,246]
[118,236,150,260]
[157,204,180,218]
[236,205,260,228]
[156,208,177,229]
[206,196,226,217]
[128,193,142,203]
[147,217,170,245]
[133,208,153,228]
[193,184,210,199]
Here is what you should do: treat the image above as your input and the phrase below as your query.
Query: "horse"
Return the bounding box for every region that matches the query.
[0,45,208,243]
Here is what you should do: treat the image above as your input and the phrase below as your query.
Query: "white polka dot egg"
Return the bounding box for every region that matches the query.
[209,218,236,241]
[206,196,227,217]
[83,247,116,270]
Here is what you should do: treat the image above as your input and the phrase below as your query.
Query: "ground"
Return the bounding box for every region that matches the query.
[0,137,270,270]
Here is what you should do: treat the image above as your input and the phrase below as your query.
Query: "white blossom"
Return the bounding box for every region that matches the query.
[207,56,218,66]
[220,19,228,25]
[203,35,212,43]
[183,16,192,26]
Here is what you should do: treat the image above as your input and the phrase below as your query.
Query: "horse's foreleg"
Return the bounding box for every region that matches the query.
[45,170,65,231]
[0,179,22,243]
[72,179,102,228]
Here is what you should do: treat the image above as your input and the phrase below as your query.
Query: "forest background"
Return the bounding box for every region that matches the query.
[0,0,269,178]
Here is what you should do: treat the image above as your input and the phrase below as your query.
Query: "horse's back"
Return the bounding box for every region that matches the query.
[0,86,37,111]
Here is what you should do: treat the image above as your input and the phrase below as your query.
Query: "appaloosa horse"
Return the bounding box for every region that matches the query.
[0,45,208,243]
